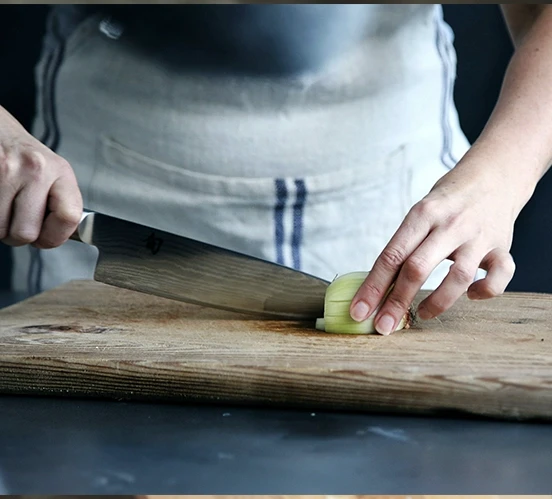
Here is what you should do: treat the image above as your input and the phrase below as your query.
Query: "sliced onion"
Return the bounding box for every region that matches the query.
[315,272,411,334]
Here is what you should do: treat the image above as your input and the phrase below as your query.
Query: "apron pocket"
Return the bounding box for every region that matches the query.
[93,134,412,279]
[92,134,290,260]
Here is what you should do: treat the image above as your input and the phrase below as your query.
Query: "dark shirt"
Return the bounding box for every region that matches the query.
[50,4,371,76]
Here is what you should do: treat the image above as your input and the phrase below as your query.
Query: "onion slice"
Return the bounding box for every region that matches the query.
[315,272,412,334]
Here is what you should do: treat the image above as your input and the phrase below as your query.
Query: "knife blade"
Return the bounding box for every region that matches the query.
[70,211,329,319]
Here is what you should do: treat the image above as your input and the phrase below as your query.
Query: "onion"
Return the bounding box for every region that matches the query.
[315,271,412,334]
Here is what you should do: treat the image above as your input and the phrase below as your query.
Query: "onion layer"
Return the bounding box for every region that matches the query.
[315,272,411,334]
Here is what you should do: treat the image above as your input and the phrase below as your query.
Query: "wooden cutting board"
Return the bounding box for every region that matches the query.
[0,280,551,420]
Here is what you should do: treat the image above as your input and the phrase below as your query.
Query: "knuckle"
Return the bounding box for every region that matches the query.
[378,246,407,271]
[413,198,438,220]
[9,227,39,245]
[0,155,16,179]
[384,291,411,313]
[56,156,72,172]
[402,256,429,282]
[425,299,447,317]
[56,207,82,229]
[449,263,474,284]
[23,151,47,178]
[500,254,516,277]
[357,281,385,302]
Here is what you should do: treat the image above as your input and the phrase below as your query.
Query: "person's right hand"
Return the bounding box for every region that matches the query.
[0,106,82,249]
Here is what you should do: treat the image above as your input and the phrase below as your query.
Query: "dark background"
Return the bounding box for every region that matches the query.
[0,5,548,293]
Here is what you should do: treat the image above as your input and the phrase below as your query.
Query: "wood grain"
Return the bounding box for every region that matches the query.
[0,280,551,420]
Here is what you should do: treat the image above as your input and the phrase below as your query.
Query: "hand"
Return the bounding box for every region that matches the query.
[0,106,82,249]
[349,147,528,335]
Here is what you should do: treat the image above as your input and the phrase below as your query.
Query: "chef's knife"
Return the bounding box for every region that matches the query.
[70,211,329,319]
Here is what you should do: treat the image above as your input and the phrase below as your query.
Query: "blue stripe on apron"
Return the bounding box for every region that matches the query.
[274,178,307,270]
[274,178,288,265]
[291,179,306,270]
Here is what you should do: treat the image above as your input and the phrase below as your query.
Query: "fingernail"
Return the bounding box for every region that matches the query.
[417,306,433,320]
[350,300,370,322]
[376,314,395,336]
[468,290,481,300]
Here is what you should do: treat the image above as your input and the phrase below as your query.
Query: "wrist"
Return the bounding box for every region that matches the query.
[479,128,544,179]
[455,137,541,215]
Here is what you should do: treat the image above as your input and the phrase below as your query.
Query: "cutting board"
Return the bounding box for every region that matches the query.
[0,280,551,420]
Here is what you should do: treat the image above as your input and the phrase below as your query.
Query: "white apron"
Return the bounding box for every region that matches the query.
[12,4,471,294]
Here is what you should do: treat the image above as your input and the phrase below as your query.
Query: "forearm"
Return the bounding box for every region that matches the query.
[501,5,547,45]
[469,6,552,202]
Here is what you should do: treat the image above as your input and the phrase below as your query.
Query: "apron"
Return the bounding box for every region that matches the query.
[12,4,471,294]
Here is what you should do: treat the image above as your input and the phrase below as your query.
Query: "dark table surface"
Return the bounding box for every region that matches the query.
[1,291,552,494]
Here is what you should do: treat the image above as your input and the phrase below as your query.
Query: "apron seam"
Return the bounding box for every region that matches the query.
[28,11,67,296]
[434,7,458,171]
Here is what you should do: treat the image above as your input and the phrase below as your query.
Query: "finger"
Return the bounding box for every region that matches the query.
[467,248,515,300]
[3,183,49,246]
[372,228,464,335]
[416,246,481,320]
[350,199,437,322]
[0,183,17,240]
[34,174,82,249]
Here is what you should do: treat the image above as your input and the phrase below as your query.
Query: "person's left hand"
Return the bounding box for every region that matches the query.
[348,145,533,335]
